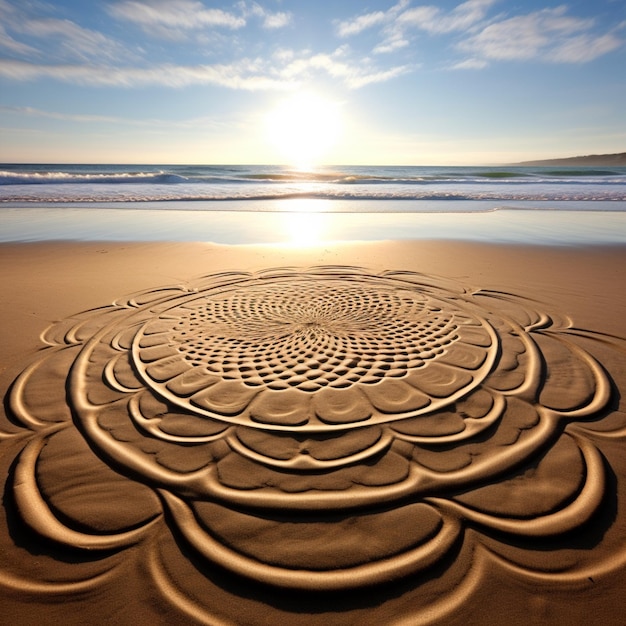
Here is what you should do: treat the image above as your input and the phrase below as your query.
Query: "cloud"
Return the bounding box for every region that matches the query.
[107,0,245,32]
[549,32,623,63]
[262,12,291,29]
[449,57,488,70]
[336,0,409,37]
[0,105,136,124]
[338,0,494,56]
[274,46,411,89]
[459,6,623,63]
[373,37,409,54]
[21,17,129,62]
[336,1,621,66]
[0,23,39,56]
[0,104,237,129]
[241,2,292,30]
[344,64,410,88]
[0,49,409,91]
[336,10,387,38]
[0,1,39,55]
[107,0,291,36]
[0,1,129,62]
[0,58,289,89]
[376,0,496,57]
[397,0,495,34]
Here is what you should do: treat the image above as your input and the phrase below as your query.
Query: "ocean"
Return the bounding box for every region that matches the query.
[1,163,626,244]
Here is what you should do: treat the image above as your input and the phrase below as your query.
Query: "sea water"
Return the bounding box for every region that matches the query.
[1,164,625,244]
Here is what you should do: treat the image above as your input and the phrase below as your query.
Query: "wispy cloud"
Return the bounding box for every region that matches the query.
[373,37,409,55]
[240,1,292,30]
[107,0,291,38]
[22,17,129,62]
[459,6,623,64]
[107,0,245,33]
[0,48,407,91]
[336,0,409,38]
[336,9,388,38]
[276,46,411,89]
[338,0,493,54]
[0,105,138,124]
[0,104,239,129]
[396,0,495,34]
[549,33,622,63]
[0,58,291,89]
[449,57,488,70]
[337,0,622,66]
[0,0,130,62]
[0,23,39,56]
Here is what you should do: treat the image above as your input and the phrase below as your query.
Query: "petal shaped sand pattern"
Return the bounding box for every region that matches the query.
[1,266,626,621]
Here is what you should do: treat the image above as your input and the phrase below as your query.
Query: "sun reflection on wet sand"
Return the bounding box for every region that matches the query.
[278,199,334,245]
[2,204,626,246]
[282,212,328,245]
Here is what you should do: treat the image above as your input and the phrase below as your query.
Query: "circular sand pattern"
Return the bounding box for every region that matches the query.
[130,274,497,428]
[145,281,462,390]
[2,266,626,616]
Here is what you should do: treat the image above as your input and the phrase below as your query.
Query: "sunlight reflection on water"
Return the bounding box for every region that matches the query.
[1,205,625,246]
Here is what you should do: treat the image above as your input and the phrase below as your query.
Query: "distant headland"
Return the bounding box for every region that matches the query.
[514,152,626,166]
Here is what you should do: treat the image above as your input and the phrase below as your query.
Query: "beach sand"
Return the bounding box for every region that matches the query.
[1,240,625,625]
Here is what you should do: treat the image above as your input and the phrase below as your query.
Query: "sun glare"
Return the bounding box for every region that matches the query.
[282,211,327,245]
[266,92,341,169]
[276,199,330,245]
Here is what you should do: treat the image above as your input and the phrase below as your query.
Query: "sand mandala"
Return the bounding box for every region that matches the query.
[2,266,626,621]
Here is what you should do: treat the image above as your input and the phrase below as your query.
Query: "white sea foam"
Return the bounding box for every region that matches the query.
[1,164,625,205]
[0,170,188,185]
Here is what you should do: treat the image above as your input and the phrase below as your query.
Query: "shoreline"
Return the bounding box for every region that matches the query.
[2,204,626,245]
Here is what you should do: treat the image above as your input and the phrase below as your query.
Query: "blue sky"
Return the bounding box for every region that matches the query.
[0,0,624,165]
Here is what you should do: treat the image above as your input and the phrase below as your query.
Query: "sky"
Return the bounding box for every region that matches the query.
[0,0,624,165]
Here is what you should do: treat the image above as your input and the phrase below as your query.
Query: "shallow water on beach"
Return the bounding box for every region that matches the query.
[2,203,626,245]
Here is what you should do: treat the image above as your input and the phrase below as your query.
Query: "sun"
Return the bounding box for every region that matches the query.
[266,92,341,169]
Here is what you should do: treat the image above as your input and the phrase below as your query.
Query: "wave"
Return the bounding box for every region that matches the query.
[0,170,188,185]
[3,167,625,187]
[3,189,626,203]
[1,165,624,207]
[542,169,622,177]
[236,168,626,184]
[236,171,608,184]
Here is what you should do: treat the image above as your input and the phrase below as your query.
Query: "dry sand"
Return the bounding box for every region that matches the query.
[1,240,625,625]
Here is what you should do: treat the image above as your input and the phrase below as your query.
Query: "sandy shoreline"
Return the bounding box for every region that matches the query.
[1,239,626,624]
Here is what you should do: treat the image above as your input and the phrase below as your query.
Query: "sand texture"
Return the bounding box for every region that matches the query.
[1,241,626,625]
